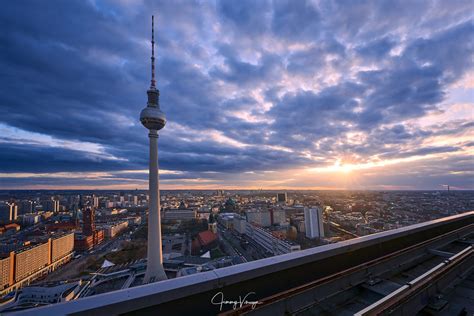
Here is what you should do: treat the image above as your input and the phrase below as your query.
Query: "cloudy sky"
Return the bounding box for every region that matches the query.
[0,0,473,190]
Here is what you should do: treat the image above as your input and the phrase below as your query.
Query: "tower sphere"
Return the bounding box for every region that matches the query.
[140,105,166,131]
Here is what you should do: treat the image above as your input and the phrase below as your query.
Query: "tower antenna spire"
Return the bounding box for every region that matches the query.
[151,15,156,88]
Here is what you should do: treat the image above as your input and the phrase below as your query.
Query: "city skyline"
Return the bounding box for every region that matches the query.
[0,1,473,190]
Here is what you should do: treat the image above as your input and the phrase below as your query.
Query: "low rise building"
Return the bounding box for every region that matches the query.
[22,214,41,225]
[74,230,104,252]
[103,221,128,238]
[162,208,197,221]
[244,223,300,256]
[127,216,142,226]
[0,281,82,313]
[191,231,218,255]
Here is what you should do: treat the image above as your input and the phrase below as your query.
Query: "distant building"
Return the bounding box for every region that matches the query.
[0,203,18,222]
[46,219,78,232]
[277,193,288,203]
[0,223,21,235]
[162,208,197,221]
[18,201,33,215]
[103,221,128,238]
[42,199,59,213]
[127,216,142,226]
[74,230,104,252]
[221,198,236,212]
[233,214,247,234]
[82,207,95,236]
[304,206,324,239]
[93,195,99,208]
[246,209,286,227]
[218,213,235,229]
[244,222,300,255]
[74,206,104,252]
[208,213,217,233]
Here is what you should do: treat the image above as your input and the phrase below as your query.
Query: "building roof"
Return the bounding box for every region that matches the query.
[197,231,217,246]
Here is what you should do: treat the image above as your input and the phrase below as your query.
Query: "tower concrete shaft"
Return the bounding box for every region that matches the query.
[143,129,167,283]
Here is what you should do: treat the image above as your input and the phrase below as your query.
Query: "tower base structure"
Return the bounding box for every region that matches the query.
[143,264,167,284]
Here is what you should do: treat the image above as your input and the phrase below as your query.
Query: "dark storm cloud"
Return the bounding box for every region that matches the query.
[404,20,474,82]
[357,64,445,128]
[355,36,396,61]
[287,38,346,75]
[217,0,270,36]
[0,143,136,173]
[0,0,473,189]
[267,82,364,148]
[210,44,283,86]
[272,0,321,40]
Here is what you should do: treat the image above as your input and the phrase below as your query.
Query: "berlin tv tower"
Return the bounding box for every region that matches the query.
[140,15,167,283]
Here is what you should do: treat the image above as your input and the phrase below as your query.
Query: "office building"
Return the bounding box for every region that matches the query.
[246,208,286,227]
[277,192,288,203]
[304,206,325,239]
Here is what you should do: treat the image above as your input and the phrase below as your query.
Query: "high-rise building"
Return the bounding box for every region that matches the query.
[42,198,59,213]
[140,15,167,283]
[93,195,99,208]
[277,192,288,203]
[304,206,325,239]
[82,207,95,236]
[133,195,138,206]
[0,202,18,222]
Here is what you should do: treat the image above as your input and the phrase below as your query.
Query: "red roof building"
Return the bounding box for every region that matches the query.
[191,231,218,255]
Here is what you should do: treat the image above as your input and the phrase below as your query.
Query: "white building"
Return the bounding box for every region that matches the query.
[304,206,325,239]
[0,281,82,312]
[233,214,247,234]
[233,214,300,256]
[244,223,300,255]
[246,209,286,227]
